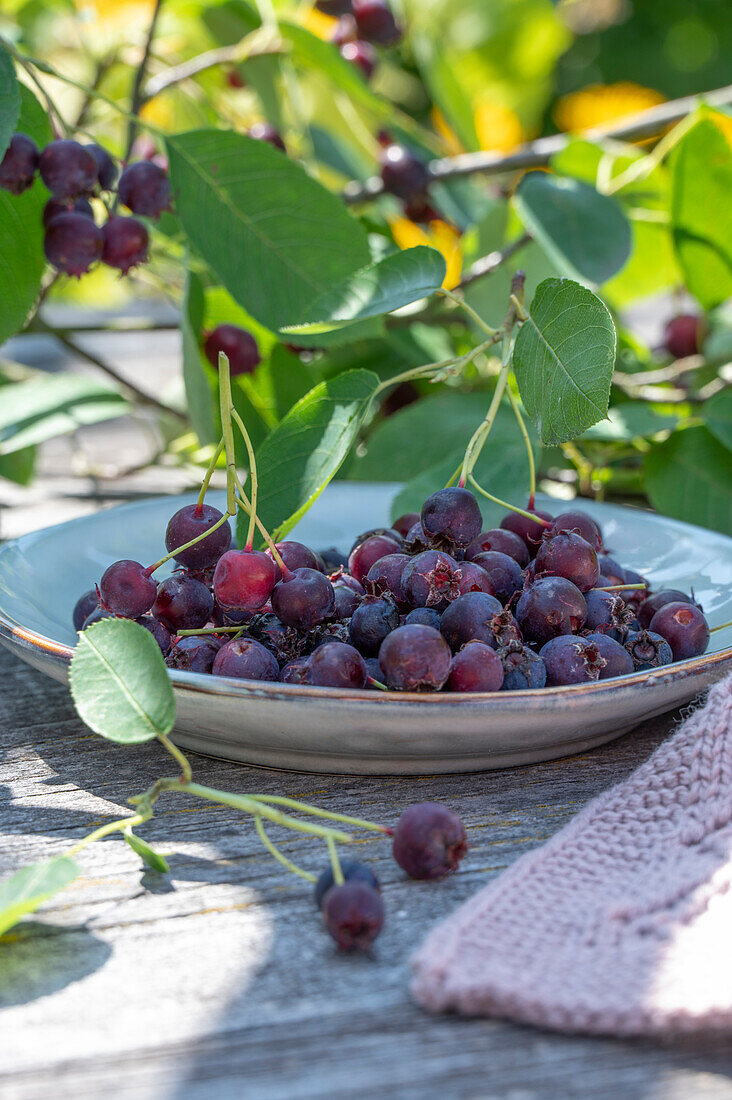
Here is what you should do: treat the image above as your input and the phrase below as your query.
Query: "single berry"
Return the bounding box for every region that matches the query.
[225,69,245,89]
[598,554,626,586]
[378,624,451,691]
[117,160,171,218]
[363,656,382,684]
[44,212,103,276]
[364,552,410,608]
[332,582,362,619]
[584,589,633,638]
[547,510,603,552]
[515,576,587,647]
[315,0,353,13]
[349,527,403,554]
[266,540,324,577]
[314,860,380,910]
[470,550,524,604]
[623,630,673,670]
[584,633,634,678]
[420,487,482,551]
[534,532,599,593]
[39,140,98,199]
[308,641,367,689]
[404,607,441,630]
[439,591,503,652]
[0,133,39,194]
[664,314,704,359]
[340,40,377,78]
[392,512,420,538]
[85,143,117,189]
[165,503,232,570]
[82,607,116,629]
[248,121,286,152]
[204,323,261,376]
[465,528,529,568]
[42,195,94,228]
[136,614,172,655]
[402,195,443,223]
[212,636,280,681]
[101,215,149,273]
[348,533,402,585]
[637,589,700,630]
[392,801,467,880]
[100,559,156,618]
[281,656,311,684]
[213,549,279,613]
[73,588,99,630]
[500,508,553,557]
[166,634,222,673]
[349,593,400,654]
[403,521,430,554]
[271,567,335,631]
[380,143,429,200]
[353,0,401,45]
[247,612,305,666]
[496,641,547,690]
[322,881,384,951]
[402,549,460,610]
[447,641,504,692]
[453,560,493,596]
[152,574,213,632]
[539,636,606,686]
[649,602,710,661]
[308,621,351,649]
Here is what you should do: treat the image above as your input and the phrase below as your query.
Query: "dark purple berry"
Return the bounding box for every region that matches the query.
[453,560,493,596]
[584,589,632,637]
[534,532,599,593]
[470,550,524,604]
[82,607,115,628]
[348,533,402,585]
[392,801,467,880]
[213,549,279,613]
[341,40,377,78]
[649,602,710,661]
[39,140,98,199]
[638,589,701,630]
[447,641,504,692]
[271,568,335,631]
[584,633,634,678]
[363,656,382,683]
[353,0,401,45]
[515,576,587,647]
[500,508,553,557]
[314,860,380,910]
[539,635,606,686]
[266,540,325,578]
[420,487,482,551]
[404,607,441,630]
[496,641,546,690]
[333,584,361,620]
[117,160,171,218]
[349,593,400,654]
[380,143,429,200]
[136,614,172,655]
[548,510,602,552]
[43,195,94,228]
[349,527,404,554]
[664,314,703,359]
[404,520,430,553]
[99,559,156,618]
[212,636,280,681]
[378,624,451,691]
[365,552,409,608]
[0,133,39,194]
[623,630,673,670]
[402,549,460,611]
[248,121,286,152]
[165,503,232,570]
[166,634,221,673]
[598,554,625,586]
[204,323,261,376]
[101,215,149,273]
[402,195,443,223]
[85,143,117,189]
[73,588,99,630]
[322,881,384,951]
[439,591,503,652]
[44,212,103,276]
[281,656,311,683]
[247,612,304,666]
[308,641,367,689]
[465,528,529,568]
[152,574,213,632]
[392,512,419,538]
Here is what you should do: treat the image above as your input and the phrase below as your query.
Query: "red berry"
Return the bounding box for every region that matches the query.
[322,881,384,951]
[465,528,529,568]
[380,143,429,201]
[213,549,279,613]
[352,0,401,45]
[348,533,402,584]
[308,641,367,688]
[392,802,467,879]
[248,122,286,153]
[99,559,157,618]
[265,540,324,577]
[664,314,703,359]
[649,601,710,661]
[500,508,553,557]
[118,161,171,218]
[204,324,261,376]
[378,624,451,691]
[44,211,103,276]
[0,133,39,194]
[39,140,98,199]
[101,215,149,273]
[392,512,419,538]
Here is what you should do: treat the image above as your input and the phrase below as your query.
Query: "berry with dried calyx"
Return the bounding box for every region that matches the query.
[204,324,261,377]
[453,560,493,596]
[392,801,467,879]
[623,630,673,671]
[649,602,710,661]
[547,510,602,552]
[496,641,546,690]
[101,215,149,273]
[500,507,553,557]
[39,140,98,199]
[0,133,39,194]
[117,160,171,218]
[322,881,384,951]
[469,550,524,604]
[515,576,587,647]
[44,212,103,276]
[364,552,409,608]
[583,589,633,639]
[540,636,606,686]
[584,633,634,678]
[378,624,451,691]
[314,860,380,910]
[421,487,483,552]
[247,612,304,667]
[439,591,503,652]
[402,549,461,610]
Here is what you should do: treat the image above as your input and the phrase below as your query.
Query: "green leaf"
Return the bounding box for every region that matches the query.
[69,619,176,744]
[0,857,78,937]
[645,426,732,536]
[167,129,370,331]
[244,369,379,543]
[0,85,53,346]
[0,445,35,484]
[0,45,20,158]
[0,374,130,455]
[281,247,446,334]
[582,403,679,442]
[703,388,732,452]
[513,172,632,285]
[671,118,732,309]
[124,830,169,874]
[181,270,219,447]
[512,277,616,445]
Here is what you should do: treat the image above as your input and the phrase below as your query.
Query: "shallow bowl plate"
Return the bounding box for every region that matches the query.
[0,485,730,774]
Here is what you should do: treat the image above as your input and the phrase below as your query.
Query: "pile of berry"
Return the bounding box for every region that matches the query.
[73,486,711,692]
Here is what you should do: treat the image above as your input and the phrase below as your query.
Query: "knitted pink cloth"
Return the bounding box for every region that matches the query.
[412,675,732,1036]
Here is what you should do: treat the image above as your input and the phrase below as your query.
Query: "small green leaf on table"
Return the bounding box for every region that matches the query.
[645,426,732,536]
[0,857,79,937]
[125,830,170,874]
[512,277,616,445]
[69,619,176,744]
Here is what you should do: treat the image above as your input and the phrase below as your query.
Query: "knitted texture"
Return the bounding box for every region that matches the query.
[411,675,732,1036]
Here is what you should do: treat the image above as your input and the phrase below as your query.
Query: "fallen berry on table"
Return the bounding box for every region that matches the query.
[322,881,385,951]
[392,801,467,879]
[314,860,380,910]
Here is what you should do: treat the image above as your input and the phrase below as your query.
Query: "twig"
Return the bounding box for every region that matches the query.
[613,356,703,386]
[73,52,117,131]
[124,0,164,162]
[141,31,285,103]
[342,84,732,204]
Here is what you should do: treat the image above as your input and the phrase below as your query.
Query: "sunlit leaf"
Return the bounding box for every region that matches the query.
[125,830,169,874]
[0,857,78,937]
[703,389,732,452]
[645,426,732,535]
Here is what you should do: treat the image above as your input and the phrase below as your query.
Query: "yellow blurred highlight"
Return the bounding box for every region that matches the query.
[390,217,462,290]
[300,7,337,40]
[430,107,464,157]
[711,110,732,148]
[139,94,175,128]
[474,100,525,152]
[74,0,157,25]
[555,82,665,133]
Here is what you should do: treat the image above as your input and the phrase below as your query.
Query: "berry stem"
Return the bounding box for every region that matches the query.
[372,337,498,402]
[254,815,317,883]
[196,437,225,511]
[595,583,648,592]
[326,834,345,887]
[181,783,354,842]
[158,731,193,785]
[230,407,259,552]
[218,352,238,518]
[507,387,536,509]
[458,346,511,487]
[66,810,151,858]
[246,795,390,833]
[176,625,243,636]
[468,475,552,526]
[710,620,732,634]
[366,675,388,691]
[233,479,289,575]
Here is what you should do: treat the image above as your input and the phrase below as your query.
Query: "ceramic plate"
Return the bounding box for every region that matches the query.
[1,485,731,775]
